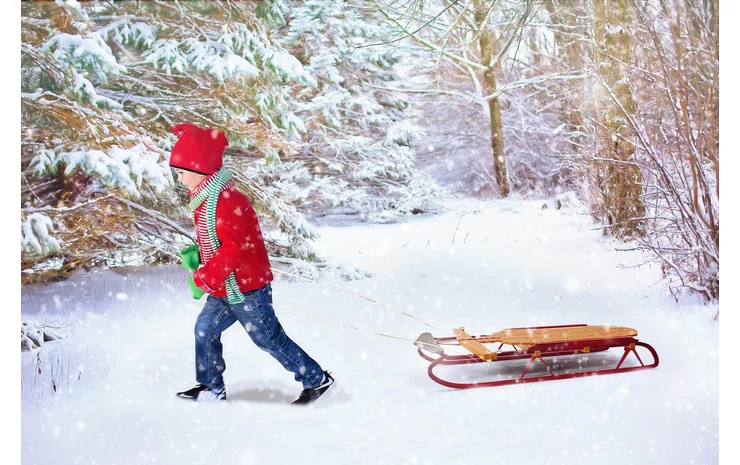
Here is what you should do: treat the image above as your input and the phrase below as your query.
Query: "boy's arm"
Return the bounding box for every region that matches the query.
[192,194,252,292]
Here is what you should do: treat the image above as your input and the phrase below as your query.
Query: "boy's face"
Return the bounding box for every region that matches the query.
[173,168,207,191]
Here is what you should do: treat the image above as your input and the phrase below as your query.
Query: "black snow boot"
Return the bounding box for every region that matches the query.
[176,384,226,402]
[292,371,336,405]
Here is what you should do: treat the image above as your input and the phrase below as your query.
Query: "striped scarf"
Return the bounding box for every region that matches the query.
[188,168,245,304]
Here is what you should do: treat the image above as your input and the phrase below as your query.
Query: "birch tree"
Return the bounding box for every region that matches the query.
[373,0,537,197]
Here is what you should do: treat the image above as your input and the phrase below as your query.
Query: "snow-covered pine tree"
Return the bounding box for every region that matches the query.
[21,0,320,281]
[256,0,445,223]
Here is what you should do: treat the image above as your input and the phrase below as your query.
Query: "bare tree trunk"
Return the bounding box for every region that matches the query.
[474,0,510,197]
[592,0,645,239]
[485,69,510,198]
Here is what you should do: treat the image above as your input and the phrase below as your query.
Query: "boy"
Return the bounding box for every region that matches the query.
[169,123,335,404]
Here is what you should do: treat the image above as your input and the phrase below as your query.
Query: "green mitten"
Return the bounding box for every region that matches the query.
[188,275,205,300]
[179,244,201,272]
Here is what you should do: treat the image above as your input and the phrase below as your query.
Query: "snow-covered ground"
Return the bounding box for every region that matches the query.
[20,199,720,465]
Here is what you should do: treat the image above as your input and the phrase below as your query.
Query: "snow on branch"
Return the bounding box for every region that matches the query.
[42,32,126,81]
[21,213,61,256]
[30,144,172,198]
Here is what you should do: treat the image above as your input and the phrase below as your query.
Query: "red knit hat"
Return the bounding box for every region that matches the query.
[169,123,228,175]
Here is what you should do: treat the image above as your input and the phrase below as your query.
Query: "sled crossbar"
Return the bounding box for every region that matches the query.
[415,324,659,389]
[453,328,497,361]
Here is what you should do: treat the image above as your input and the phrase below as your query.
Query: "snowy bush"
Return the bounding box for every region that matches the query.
[21,321,66,351]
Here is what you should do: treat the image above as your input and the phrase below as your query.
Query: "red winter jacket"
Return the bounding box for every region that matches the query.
[190,185,274,297]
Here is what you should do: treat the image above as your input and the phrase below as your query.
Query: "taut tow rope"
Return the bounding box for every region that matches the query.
[273,304,418,344]
[271,268,439,331]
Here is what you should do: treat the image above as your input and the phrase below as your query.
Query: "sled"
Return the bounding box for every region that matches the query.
[414,324,659,389]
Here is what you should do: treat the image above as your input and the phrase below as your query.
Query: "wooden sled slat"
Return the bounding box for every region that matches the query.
[490,325,638,347]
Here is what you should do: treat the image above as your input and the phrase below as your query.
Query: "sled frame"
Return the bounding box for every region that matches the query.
[414,324,659,389]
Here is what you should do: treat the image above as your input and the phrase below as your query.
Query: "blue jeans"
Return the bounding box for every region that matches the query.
[193,283,324,391]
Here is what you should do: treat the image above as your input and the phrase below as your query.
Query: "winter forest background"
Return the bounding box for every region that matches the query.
[20,0,719,300]
[15,0,730,460]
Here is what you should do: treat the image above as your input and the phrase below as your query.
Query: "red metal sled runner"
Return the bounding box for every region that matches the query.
[414,324,659,389]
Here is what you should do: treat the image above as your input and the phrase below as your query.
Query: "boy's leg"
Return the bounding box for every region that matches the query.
[194,295,237,391]
[230,284,324,389]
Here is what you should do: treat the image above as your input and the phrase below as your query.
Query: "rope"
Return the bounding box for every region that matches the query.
[271,268,439,330]
[275,305,423,344]
[275,306,503,358]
